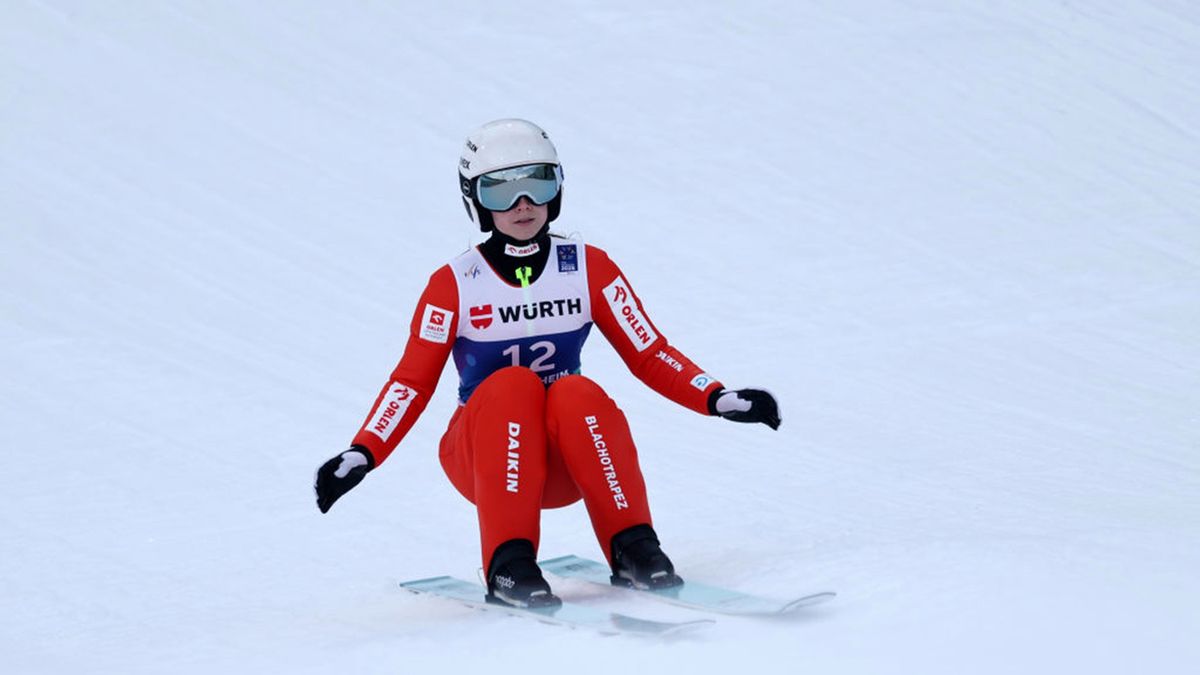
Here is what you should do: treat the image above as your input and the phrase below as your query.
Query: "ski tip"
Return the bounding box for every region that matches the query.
[609,614,716,636]
[778,591,838,614]
[661,619,717,637]
[400,575,457,587]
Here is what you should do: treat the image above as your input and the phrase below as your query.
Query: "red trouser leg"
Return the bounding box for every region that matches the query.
[439,367,549,572]
[546,375,653,564]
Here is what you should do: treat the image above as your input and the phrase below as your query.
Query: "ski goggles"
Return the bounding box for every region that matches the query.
[473,163,563,212]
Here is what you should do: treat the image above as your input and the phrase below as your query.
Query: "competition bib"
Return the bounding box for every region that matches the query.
[448,238,593,403]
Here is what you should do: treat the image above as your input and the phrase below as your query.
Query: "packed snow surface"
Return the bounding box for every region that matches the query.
[3,2,1198,673]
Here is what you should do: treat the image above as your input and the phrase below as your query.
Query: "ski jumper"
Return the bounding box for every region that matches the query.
[349,237,723,570]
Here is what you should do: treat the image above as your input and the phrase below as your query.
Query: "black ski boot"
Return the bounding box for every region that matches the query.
[485,539,562,609]
[609,524,684,590]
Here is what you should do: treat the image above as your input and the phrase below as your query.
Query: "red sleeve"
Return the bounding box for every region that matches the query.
[586,245,723,415]
[350,265,457,465]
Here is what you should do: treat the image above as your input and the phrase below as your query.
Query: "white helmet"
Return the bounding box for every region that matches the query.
[459,119,564,232]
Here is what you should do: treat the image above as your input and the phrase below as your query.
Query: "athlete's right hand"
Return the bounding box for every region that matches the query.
[315,447,376,513]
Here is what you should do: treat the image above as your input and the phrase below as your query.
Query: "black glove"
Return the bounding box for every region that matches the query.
[708,389,781,430]
[315,446,375,513]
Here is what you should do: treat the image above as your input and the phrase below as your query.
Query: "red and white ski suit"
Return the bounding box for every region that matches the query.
[349,239,723,570]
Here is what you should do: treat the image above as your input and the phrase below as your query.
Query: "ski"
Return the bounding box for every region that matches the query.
[540,554,836,616]
[399,575,714,636]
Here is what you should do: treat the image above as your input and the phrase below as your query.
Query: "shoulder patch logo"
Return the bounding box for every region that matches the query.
[420,304,454,343]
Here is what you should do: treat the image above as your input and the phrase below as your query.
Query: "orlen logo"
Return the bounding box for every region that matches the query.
[365,382,417,443]
[603,276,657,352]
[420,304,454,344]
[470,304,494,330]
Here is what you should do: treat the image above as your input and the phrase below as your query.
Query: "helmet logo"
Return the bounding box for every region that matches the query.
[460,157,471,170]
[466,140,478,153]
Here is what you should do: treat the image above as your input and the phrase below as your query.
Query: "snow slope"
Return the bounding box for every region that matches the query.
[2,1,1198,673]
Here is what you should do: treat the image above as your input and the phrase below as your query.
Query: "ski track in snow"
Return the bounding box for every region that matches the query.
[2,1,1198,673]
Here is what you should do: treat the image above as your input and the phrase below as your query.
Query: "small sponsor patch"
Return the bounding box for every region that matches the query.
[505,242,540,257]
[655,350,684,372]
[603,276,657,352]
[420,304,454,343]
[690,373,714,391]
[366,382,417,442]
[557,244,578,273]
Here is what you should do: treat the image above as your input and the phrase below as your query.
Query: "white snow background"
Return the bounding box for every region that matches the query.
[3,1,1198,673]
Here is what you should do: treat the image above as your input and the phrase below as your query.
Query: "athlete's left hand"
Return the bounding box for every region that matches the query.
[710,389,781,430]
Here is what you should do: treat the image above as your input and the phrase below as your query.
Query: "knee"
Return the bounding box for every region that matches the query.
[478,366,546,402]
[546,374,610,412]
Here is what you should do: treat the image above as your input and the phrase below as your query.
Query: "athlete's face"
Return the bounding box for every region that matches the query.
[490,196,547,241]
